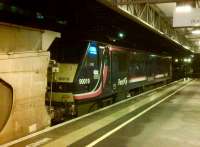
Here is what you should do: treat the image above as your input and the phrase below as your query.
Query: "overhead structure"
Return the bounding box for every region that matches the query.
[114,0,198,4]
[105,0,199,53]
[0,0,196,55]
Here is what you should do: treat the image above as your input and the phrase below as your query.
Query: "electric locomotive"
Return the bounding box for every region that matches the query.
[47,40,172,122]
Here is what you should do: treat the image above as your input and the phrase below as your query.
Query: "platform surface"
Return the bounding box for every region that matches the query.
[81,79,200,147]
[2,79,192,147]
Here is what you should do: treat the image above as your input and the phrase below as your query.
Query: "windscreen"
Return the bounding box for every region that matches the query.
[74,42,101,93]
[49,38,87,63]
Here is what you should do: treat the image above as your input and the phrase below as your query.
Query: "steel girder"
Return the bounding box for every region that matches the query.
[106,0,198,52]
[114,0,199,5]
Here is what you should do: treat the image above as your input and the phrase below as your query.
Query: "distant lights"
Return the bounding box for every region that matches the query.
[118,32,125,39]
[184,58,192,63]
[176,5,192,13]
[57,20,67,25]
[192,30,200,35]
[175,59,178,62]
[150,54,156,57]
[36,12,44,20]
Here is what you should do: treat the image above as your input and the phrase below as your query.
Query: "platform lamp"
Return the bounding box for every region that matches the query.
[175,1,195,13]
[118,32,125,39]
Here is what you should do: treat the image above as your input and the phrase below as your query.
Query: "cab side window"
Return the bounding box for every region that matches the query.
[112,52,129,74]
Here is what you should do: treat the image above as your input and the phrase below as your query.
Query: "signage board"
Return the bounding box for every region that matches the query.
[173,8,200,27]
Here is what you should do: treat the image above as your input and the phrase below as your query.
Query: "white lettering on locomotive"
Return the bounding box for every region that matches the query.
[118,77,128,86]
[93,70,99,79]
[79,78,91,85]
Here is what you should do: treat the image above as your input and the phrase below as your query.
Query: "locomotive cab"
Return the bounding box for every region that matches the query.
[47,40,110,121]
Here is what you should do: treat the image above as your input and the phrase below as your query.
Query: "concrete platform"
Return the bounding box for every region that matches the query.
[84,79,200,147]
[2,79,192,147]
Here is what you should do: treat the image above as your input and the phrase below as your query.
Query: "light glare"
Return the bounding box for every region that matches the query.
[184,58,192,63]
[184,58,187,62]
[192,30,200,35]
[118,32,125,38]
[176,5,192,13]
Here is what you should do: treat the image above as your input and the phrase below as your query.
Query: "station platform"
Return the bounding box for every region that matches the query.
[85,79,200,147]
[2,79,197,147]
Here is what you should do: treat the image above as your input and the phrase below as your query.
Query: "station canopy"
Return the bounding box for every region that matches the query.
[0,0,193,56]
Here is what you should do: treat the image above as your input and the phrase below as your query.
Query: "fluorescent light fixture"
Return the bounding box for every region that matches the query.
[184,58,187,62]
[176,5,192,13]
[184,58,192,63]
[192,30,200,35]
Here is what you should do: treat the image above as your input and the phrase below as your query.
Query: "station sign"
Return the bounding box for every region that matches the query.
[173,8,200,27]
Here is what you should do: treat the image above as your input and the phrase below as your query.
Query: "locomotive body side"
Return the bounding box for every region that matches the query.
[110,46,172,98]
[47,40,172,121]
